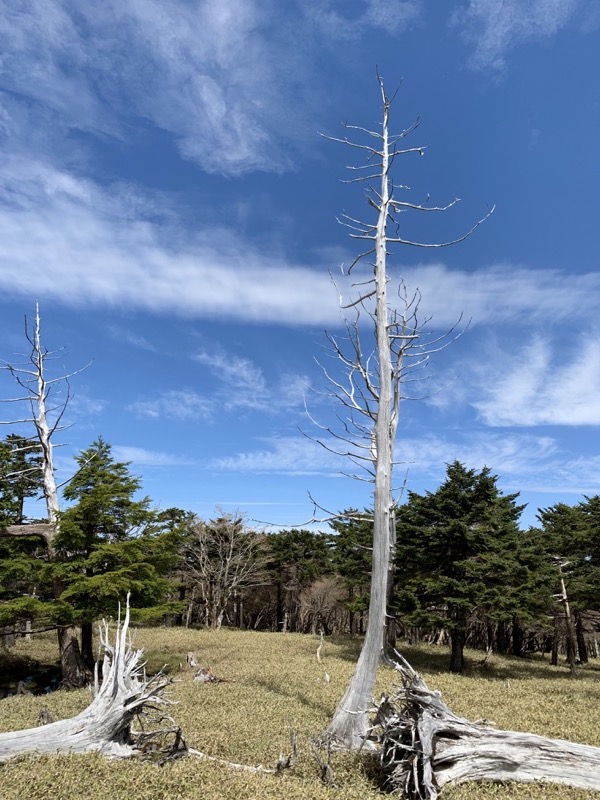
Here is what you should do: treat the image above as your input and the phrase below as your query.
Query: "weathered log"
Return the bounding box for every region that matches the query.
[1,523,55,545]
[375,654,600,798]
[0,599,180,763]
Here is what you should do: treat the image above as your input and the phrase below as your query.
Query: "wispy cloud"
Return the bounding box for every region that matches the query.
[193,349,268,409]
[308,0,422,41]
[472,334,600,426]
[0,0,319,176]
[213,436,346,475]
[107,325,157,353]
[193,347,310,413]
[128,389,213,421]
[451,0,585,70]
[2,162,600,329]
[112,445,193,467]
[401,262,600,328]
[397,432,558,478]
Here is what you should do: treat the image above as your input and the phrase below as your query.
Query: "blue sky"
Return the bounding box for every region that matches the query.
[1,0,599,530]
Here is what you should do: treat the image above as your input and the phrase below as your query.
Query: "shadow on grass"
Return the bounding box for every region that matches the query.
[245,675,334,717]
[322,634,600,683]
[0,651,60,697]
[397,643,600,682]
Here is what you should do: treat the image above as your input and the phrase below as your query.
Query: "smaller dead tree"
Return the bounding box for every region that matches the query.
[1,305,90,686]
[553,557,578,674]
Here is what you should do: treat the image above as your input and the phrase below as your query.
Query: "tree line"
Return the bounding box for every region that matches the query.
[2,433,598,679]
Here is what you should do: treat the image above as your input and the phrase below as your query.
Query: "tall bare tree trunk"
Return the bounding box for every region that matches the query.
[319,77,492,749]
[1,305,90,686]
[322,84,396,748]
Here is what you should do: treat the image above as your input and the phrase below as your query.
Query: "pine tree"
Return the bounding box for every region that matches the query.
[0,439,57,637]
[395,461,542,672]
[263,529,333,632]
[330,512,373,634]
[57,437,176,665]
[539,497,600,664]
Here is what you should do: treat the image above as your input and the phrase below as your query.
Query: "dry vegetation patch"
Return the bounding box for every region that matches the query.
[0,629,599,799]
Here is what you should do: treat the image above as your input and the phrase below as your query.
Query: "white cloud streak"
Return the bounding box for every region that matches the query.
[213,436,346,476]
[1,162,599,328]
[308,0,422,41]
[112,445,193,466]
[452,0,585,70]
[212,429,600,498]
[193,348,310,413]
[472,335,600,426]
[108,325,158,352]
[128,389,213,420]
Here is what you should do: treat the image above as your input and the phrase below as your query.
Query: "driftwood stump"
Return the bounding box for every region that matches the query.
[374,654,600,797]
[0,599,182,763]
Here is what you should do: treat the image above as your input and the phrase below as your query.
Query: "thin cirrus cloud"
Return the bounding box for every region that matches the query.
[212,435,347,476]
[1,162,600,329]
[472,335,600,426]
[112,445,193,467]
[128,389,213,421]
[210,429,600,502]
[107,325,158,353]
[212,429,600,498]
[451,0,588,70]
[0,159,336,324]
[192,349,311,413]
[0,0,319,175]
[308,0,423,41]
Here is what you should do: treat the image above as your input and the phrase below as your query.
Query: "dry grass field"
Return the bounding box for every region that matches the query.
[1,627,600,800]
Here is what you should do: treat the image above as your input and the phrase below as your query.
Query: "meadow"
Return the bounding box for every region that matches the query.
[1,627,600,800]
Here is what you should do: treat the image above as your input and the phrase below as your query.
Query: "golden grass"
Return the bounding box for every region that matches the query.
[1,629,599,800]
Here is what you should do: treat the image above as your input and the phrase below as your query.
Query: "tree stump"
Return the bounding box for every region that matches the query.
[0,599,182,763]
[375,654,600,797]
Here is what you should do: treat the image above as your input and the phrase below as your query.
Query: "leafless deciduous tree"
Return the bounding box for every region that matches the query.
[182,511,264,629]
[0,305,91,686]
[316,76,493,750]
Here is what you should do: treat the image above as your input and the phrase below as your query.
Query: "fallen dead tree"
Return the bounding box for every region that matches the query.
[0,600,182,764]
[0,598,296,775]
[374,653,600,798]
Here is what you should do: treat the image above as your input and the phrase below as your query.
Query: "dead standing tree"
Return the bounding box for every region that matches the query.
[318,76,492,750]
[0,305,91,686]
[315,77,600,796]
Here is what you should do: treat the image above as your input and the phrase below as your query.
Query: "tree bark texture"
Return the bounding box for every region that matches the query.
[449,630,465,674]
[0,602,175,763]
[376,655,600,798]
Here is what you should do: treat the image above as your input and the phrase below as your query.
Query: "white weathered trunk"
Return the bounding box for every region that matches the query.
[323,88,395,750]
[0,602,173,763]
[31,305,60,531]
[377,655,600,797]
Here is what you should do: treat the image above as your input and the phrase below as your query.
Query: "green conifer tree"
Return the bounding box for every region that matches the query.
[57,437,177,665]
[395,461,547,672]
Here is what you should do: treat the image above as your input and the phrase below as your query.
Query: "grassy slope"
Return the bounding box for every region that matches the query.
[1,628,599,800]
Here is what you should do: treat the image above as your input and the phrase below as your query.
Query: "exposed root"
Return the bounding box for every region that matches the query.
[373,652,600,798]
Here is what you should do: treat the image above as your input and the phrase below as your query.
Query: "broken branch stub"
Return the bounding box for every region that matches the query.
[0,599,183,764]
[374,654,600,798]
